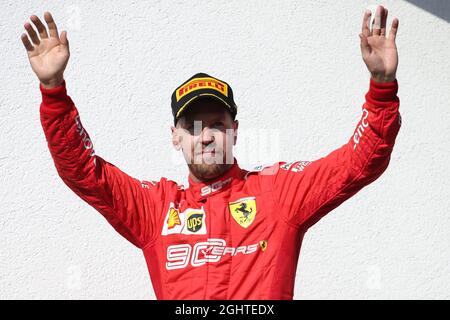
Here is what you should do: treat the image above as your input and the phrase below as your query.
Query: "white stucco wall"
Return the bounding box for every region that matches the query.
[1,0,449,299]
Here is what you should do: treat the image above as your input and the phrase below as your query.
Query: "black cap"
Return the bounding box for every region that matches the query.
[171,73,238,125]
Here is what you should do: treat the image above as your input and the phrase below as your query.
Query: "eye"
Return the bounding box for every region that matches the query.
[212,122,225,128]
[184,123,195,132]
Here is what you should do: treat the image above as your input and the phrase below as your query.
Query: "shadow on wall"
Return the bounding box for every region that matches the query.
[404,0,450,23]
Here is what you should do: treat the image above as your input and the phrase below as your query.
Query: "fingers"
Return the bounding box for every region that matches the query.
[373,5,383,36]
[30,15,49,39]
[60,30,69,50]
[21,33,34,52]
[361,10,371,37]
[380,8,388,36]
[389,18,399,42]
[359,33,371,58]
[22,12,63,52]
[44,11,59,39]
[24,22,40,45]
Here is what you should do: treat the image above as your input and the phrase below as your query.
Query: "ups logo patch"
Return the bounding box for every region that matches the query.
[186,212,204,233]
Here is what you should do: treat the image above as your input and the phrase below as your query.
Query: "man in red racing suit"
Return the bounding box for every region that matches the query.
[26,7,400,299]
[39,76,400,299]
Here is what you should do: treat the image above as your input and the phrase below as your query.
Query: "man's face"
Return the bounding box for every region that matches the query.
[171,98,238,182]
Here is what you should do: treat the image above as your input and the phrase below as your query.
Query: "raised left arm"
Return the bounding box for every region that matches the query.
[270,6,401,229]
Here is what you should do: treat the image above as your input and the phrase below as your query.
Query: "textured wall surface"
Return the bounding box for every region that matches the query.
[1,0,449,299]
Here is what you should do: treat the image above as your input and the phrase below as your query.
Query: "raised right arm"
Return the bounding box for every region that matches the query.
[23,12,165,248]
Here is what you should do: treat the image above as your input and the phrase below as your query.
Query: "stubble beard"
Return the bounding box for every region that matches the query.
[188,162,233,181]
[187,151,233,181]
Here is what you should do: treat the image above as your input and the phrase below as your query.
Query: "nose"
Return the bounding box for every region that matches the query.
[201,126,215,145]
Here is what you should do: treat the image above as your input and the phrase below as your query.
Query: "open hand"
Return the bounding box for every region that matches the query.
[21,12,69,88]
[359,5,399,83]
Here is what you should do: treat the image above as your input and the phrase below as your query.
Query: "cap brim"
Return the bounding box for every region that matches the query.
[175,93,235,120]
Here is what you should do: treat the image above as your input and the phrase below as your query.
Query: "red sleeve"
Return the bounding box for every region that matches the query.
[272,78,401,229]
[39,81,166,248]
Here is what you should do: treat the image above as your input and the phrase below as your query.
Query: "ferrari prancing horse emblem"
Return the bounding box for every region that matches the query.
[229,197,257,228]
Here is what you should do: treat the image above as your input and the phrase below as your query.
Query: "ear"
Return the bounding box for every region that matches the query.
[233,120,239,145]
[171,126,182,151]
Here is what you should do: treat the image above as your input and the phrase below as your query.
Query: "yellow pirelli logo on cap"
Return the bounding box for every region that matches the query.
[176,77,228,102]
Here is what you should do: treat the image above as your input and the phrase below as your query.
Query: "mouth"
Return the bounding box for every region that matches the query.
[200,151,216,156]
[194,150,220,159]
[192,150,224,165]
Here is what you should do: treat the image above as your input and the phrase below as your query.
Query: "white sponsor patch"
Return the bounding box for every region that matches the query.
[244,163,274,179]
[166,238,261,270]
[200,177,232,196]
[353,108,370,150]
[291,161,312,172]
[161,203,207,236]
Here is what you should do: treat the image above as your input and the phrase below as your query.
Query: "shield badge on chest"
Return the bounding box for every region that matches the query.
[229,197,257,228]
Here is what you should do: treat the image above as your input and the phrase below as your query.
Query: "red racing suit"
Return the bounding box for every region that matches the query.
[39,79,400,299]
